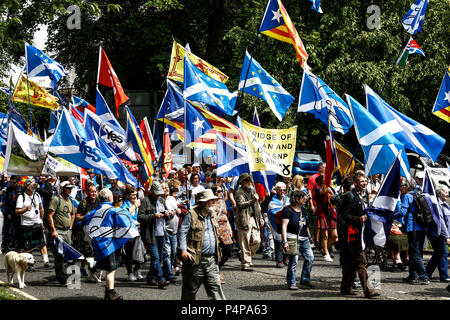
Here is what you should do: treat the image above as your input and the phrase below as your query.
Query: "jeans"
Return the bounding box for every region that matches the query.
[262,212,274,257]
[426,235,449,281]
[286,238,314,286]
[147,236,172,283]
[163,232,178,273]
[407,230,428,280]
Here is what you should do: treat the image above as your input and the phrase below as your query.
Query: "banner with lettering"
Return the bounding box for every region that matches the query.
[242,120,297,177]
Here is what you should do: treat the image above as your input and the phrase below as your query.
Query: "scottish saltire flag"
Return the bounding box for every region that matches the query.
[48,108,62,134]
[298,70,353,134]
[84,110,136,162]
[253,106,261,127]
[364,151,402,247]
[54,237,84,263]
[239,51,294,121]
[422,169,443,235]
[73,95,96,115]
[48,108,119,179]
[216,133,249,177]
[25,43,67,89]
[365,85,445,162]
[259,0,309,68]
[308,0,322,13]
[396,37,425,67]
[183,54,237,117]
[83,203,139,262]
[346,94,410,179]
[432,69,450,123]
[96,88,122,129]
[402,0,429,35]
[157,80,185,132]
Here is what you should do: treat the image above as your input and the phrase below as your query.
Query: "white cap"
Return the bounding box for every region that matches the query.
[415,171,425,179]
[60,181,75,188]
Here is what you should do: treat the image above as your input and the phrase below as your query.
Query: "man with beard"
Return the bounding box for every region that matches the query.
[178,189,225,300]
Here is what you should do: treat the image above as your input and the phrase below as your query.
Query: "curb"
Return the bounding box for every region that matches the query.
[0,280,39,300]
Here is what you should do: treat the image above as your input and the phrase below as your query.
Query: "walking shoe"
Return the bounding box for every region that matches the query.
[158,281,169,289]
[44,262,54,270]
[134,270,144,280]
[323,254,333,262]
[411,278,430,285]
[288,285,299,291]
[300,281,315,288]
[364,290,380,299]
[440,278,450,283]
[402,276,418,283]
[276,262,284,268]
[147,280,158,286]
[241,264,254,272]
[104,289,123,301]
[128,273,137,281]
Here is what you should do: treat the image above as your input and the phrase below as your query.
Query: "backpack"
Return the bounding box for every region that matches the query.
[411,190,433,228]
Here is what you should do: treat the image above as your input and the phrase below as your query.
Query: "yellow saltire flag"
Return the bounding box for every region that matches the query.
[335,141,355,178]
[242,120,297,177]
[167,41,229,84]
[12,75,59,110]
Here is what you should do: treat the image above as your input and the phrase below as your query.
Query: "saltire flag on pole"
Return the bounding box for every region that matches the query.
[346,93,410,179]
[157,79,185,133]
[95,88,122,129]
[307,0,322,13]
[0,87,10,95]
[259,0,309,68]
[365,85,445,163]
[167,40,229,84]
[298,70,353,134]
[402,0,429,35]
[83,203,139,262]
[11,75,59,110]
[396,37,425,67]
[54,237,85,263]
[324,122,339,188]
[25,43,67,90]
[140,117,159,161]
[125,106,154,190]
[183,53,237,117]
[72,95,96,114]
[432,68,450,123]
[422,169,444,235]
[238,50,294,121]
[97,47,129,117]
[162,125,173,178]
[363,150,402,248]
[216,133,249,177]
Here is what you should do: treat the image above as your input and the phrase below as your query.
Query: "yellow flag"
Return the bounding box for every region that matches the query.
[335,141,355,178]
[243,120,297,177]
[167,41,229,84]
[12,75,59,110]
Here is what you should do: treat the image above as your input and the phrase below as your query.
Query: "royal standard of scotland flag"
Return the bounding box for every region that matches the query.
[364,151,402,247]
[183,54,237,117]
[298,70,353,134]
[83,203,139,262]
[402,0,429,35]
[346,94,410,179]
[365,85,445,163]
[432,69,450,123]
[239,51,294,121]
[25,43,67,90]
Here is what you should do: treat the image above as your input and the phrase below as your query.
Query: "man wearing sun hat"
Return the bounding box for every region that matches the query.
[178,189,225,300]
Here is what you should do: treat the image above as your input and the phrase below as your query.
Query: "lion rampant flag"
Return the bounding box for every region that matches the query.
[11,75,59,110]
[162,125,173,178]
[167,41,229,84]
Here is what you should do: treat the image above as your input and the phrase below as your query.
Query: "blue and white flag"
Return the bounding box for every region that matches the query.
[184,102,214,145]
[422,169,443,235]
[183,55,237,117]
[307,0,322,13]
[84,109,136,162]
[253,106,261,127]
[83,203,139,262]
[365,85,445,163]
[156,79,185,134]
[298,70,353,134]
[432,69,450,123]
[48,108,120,179]
[216,133,249,177]
[25,43,68,90]
[0,87,10,95]
[54,237,85,263]
[239,51,294,121]
[364,151,402,247]
[402,0,429,35]
[346,94,410,179]
[96,88,122,129]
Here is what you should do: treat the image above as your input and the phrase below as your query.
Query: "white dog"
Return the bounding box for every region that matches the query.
[5,251,36,289]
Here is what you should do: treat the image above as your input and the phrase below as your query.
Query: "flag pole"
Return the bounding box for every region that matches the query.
[379,34,410,95]
[24,44,34,132]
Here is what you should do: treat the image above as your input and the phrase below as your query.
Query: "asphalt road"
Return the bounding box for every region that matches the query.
[1,245,450,301]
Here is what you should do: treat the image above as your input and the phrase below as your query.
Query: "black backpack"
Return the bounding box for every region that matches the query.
[411,190,433,228]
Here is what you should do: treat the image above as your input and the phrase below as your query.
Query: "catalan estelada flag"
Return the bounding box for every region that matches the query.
[259,0,309,68]
[432,68,450,123]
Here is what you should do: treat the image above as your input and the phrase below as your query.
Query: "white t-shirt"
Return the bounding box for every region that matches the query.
[16,192,42,226]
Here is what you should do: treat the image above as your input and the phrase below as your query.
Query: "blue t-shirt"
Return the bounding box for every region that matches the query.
[281,206,309,238]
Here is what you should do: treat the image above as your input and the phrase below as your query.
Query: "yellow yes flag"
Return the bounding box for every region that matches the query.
[167,41,229,84]
[243,120,297,177]
[12,75,59,110]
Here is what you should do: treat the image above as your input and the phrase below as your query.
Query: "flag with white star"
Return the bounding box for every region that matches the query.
[432,69,450,123]
[184,101,214,146]
[183,53,237,117]
[239,51,294,121]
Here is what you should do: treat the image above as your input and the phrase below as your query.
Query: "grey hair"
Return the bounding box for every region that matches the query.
[99,188,113,202]
[436,185,449,196]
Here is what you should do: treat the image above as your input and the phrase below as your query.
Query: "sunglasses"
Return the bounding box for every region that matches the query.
[279,189,286,192]
[216,190,223,193]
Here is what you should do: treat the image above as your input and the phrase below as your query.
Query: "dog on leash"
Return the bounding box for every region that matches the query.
[4,251,36,289]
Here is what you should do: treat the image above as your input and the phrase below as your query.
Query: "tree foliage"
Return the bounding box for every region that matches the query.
[0,0,449,158]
